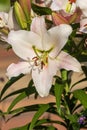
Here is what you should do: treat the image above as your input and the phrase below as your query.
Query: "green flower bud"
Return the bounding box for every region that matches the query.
[14,1,27,29]
[19,0,31,21]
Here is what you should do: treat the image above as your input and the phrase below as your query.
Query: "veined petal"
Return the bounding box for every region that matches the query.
[50,0,68,11]
[50,0,60,11]
[32,66,53,97]
[47,24,72,58]
[76,0,87,17]
[48,58,58,76]
[31,16,47,38]
[6,61,31,79]
[56,51,82,72]
[7,30,42,60]
[31,16,48,49]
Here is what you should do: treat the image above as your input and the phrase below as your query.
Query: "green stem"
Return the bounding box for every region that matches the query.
[61,69,71,116]
[61,69,69,94]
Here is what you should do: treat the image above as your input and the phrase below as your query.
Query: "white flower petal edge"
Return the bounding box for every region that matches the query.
[7,30,41,60]
[76,0,87,17]
[80,18,87,33]
[30,16,47,38]
[6,62,31,79]
[50,0,68,11]
[48,24,72,57]
[56,51,82,72]
[32,66,53,97]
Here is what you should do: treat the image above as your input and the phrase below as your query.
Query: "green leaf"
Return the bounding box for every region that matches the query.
[7,81,36,112]
[31,3,52,15]
[1,88,26,101]
[1,79,34,101]
[0,0,10,12]
[7,104,40,119]
[0,74,24,100]
[54,81,65,115]
[29,104,50,130]
[35,118,66,128]
[73,89,87,109]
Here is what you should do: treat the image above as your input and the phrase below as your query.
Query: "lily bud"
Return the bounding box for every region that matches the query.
[19,0,31,21]
[52,12,68,25]
[68,12,77,23]
[14,1,27,29]
[69,7,82,23]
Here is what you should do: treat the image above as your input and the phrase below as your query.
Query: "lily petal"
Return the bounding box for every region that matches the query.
[31,16,47,38]
[56,51,82,72]
[76,0,87,17]
[48,58,58,76]
[7,30,42,60]
[31,16,61,52]
[80,18,87,33]
[32,66,53,97]
[8,7,20,30]
[47,24,72,58]
[50,0,68,11]
[6,61,31,79]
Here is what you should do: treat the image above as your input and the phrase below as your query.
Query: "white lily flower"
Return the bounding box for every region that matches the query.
[51,0,87,17]
[50,0,76,14]
[6,16,82,97]
[0,7,19,30]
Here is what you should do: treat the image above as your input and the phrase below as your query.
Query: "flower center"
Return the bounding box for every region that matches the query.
[65,0,76,13]
[31,45,52,70]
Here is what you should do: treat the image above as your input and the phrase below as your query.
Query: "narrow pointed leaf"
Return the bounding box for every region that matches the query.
[0,74,24,99]
[1,79,34,101]
[29,104,50,130]
[73,89,87,109]
[1,88,26,102]
[7,85,36,112]
[54,81,65,115]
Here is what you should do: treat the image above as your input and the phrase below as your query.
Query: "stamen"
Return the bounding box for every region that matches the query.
[41,61,45,69]
[66,2,72,13]
[32,57,39,66]
[69,0,76,4]
[65,1,76,13]
[0,18,6,28]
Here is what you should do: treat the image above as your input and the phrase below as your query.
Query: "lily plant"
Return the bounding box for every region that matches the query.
[6,16,82,97]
